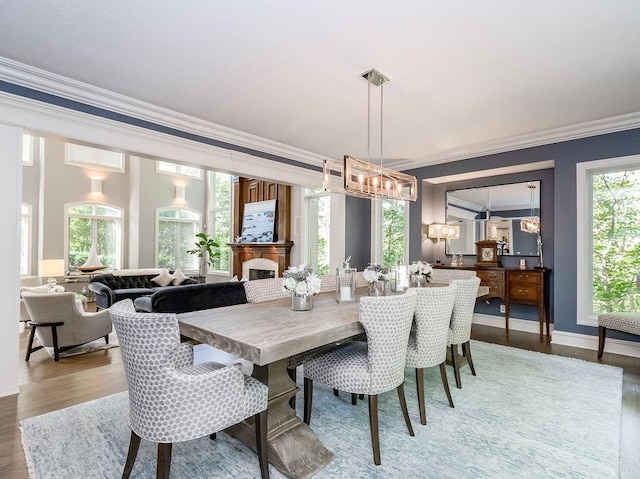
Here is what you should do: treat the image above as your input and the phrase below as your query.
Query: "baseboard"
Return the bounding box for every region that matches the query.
[552,330,640,359]
[473,313,640,358]
[0,385,20,397]
[472,313,549,335]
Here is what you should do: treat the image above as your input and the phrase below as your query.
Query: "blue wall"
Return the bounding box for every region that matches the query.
[408,128,640,337]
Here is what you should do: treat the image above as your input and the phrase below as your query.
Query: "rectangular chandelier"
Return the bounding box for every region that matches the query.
[324,155,418,201]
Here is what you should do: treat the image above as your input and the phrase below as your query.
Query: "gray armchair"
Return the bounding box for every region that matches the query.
[22,291,112,362]
[108,299,269,479]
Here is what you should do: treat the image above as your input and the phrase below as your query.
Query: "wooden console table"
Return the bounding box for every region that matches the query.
[434,265,551,341]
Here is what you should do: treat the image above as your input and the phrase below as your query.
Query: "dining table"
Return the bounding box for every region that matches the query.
[178,291,364,479]
[177,283,490,479]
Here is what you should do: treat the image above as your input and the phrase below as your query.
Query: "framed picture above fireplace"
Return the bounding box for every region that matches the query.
[241,199,277,243]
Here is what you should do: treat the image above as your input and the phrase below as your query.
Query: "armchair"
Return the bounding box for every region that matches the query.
[22,292,112,362]
[108,299,269,479]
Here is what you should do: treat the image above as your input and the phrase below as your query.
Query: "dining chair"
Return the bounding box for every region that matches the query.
[243,277,289,303]
[22,291,112,362]
[406,283,457,425]
[108,299,270,479]
[448,276,482,389]
[302,289,417,465]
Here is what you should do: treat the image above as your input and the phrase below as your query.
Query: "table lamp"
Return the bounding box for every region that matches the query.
[39,259,65,292]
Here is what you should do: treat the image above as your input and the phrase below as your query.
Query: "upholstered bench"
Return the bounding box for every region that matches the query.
[597,312,640,358]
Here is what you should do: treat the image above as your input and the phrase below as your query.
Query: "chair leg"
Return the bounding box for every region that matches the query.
[439,362,455,408]
[462,341,476,377]
[351,393,358,405]
[51,324,61,362]
[415,368,427,425]
[209,433,216,440]
[451,344,462,389]
[122,430,141,478]
[287,367,297,409]
[104,334,110,345]
[368,394,381,465]
[397,383,414,437]
[156,443,172,479]
[303,377,313,425]
[254,409,270,479]
[25,325,37,361]
[598,326,606,359]
[333,388,339,396]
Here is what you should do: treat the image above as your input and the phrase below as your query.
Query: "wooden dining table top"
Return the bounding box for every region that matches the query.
[178,291,365,366]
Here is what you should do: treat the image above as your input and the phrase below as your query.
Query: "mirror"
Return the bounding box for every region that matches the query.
[445,181,540,256]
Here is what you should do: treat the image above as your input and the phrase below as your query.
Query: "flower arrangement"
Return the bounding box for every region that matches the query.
[282,263,322,296]
[408,261,433,278]
[363,263,391,283]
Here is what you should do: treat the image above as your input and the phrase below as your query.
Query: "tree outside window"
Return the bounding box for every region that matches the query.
[592,169,640,313]
[208,172,232,272]
[306,191,330,274]
[382,198,406,267]
[67,203,122,269]
[157,208,201,271]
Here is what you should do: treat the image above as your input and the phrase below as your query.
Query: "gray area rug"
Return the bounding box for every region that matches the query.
[21,341,622,478]
[44,332,119,358]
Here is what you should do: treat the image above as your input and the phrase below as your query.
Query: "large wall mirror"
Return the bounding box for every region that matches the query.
[445,181,541,256]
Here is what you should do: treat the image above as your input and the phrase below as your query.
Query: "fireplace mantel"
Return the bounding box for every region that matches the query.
[228,242,294,279]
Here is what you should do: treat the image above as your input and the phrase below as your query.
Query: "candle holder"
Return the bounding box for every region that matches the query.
[336,265,357,303]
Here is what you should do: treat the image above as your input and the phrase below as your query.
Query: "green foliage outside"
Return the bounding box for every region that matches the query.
[68,216,118,268]
[382,199,406,267]
[592,170,640,313]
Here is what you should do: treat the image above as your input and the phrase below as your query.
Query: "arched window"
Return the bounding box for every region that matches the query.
[66,203,123,270]
[156,207,201,271]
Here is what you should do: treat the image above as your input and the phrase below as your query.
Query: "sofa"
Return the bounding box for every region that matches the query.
[133,281,248,314]
[89,269,197,310]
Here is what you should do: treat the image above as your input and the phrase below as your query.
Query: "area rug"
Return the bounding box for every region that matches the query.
[21,341,622,478]
[45,332,119,358]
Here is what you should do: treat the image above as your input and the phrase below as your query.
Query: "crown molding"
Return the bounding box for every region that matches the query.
[389,112,640,171]
[0,57,330,168]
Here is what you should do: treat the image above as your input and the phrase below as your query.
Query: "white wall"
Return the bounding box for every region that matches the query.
[0,123,21,396]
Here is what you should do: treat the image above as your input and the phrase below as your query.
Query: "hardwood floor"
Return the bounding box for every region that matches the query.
[1,323,638,478]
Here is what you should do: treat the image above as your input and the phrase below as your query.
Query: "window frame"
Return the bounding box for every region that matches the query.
[64,202,124,270]
[207,171,233,275]
[64,142,125,173]
[155,206,202,272]
[371,198,410,265]
[576,153,640,326]
[156,160,204,180]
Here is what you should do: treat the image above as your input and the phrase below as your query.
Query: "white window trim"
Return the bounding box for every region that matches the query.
[576,153,640,326]
[155,206,202,272]
[64,142,125,173]
[156,160,203,180]
[64,201,124,270]
[207,171,232,276]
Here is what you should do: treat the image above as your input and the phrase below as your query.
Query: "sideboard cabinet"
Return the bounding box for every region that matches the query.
[433,265,551,341]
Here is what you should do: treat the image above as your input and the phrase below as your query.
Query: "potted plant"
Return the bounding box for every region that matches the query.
[187,232,220,278]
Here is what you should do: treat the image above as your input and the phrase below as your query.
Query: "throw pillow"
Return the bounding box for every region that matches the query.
[172,267,188,285]
[151,268,175,287]
[230,275,239,282]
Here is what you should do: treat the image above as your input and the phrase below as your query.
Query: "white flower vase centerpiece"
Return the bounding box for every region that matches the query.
[282,264,322,311]
[409,261,433,287]
[363,263,391,296]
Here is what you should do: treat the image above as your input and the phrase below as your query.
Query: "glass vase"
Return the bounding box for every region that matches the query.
[291,293,313,311]
[369,280,388,296]
[410,274,429,287]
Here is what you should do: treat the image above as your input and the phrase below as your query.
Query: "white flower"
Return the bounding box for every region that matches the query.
[295,281,309,295]
[282,264,322,296]
[363,268,380,283]
[283,277,297,292]
[409,261,432,276]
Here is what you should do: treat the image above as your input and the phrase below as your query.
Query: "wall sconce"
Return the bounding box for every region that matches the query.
[427,224,459,263]
[90,178,102,194]
[175,185,186,200]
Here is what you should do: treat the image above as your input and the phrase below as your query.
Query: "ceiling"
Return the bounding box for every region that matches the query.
[1,1,640,171]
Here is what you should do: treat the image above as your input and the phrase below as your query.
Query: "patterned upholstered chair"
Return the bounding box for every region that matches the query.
[108,300,270,479]
[22,291,112,362]
[430,268,477,284]
[406,284,457,425]
[243,277,289,303]
[303,290,417,465]
[597,312,640,358]
[448,276,482,389]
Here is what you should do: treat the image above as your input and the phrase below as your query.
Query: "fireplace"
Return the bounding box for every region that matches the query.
[242,258,279,281]
[229,241,293,280]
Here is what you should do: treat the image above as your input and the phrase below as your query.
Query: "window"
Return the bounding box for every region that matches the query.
[157,160,203,179]
[305,189,331,274]
[66,203,123,269]
[156,207,201,271]
[21,203,32,275]
[382,198,408,266]
[65,142,125,172]
[208,171,232,273]
[22,134,34,166]
[577,155,640,326]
